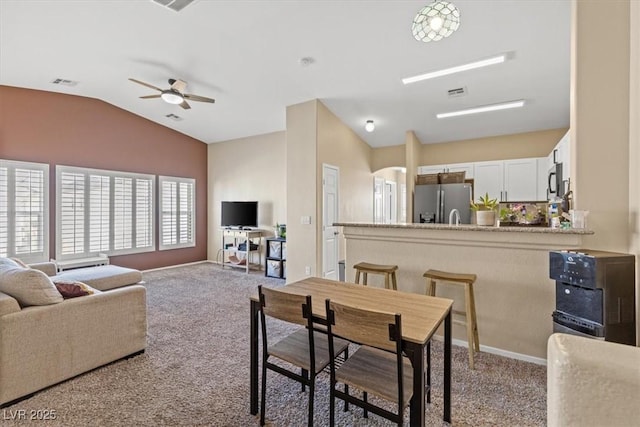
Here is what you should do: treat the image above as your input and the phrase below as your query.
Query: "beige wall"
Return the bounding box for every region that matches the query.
[317,102,373,265]
[572,1,630,253]
[419,128,567,166]
[207,131,286,262]
[372,144,405,171]
[286,100,318,282]
[629,0,640,345]
[405,131,421,225]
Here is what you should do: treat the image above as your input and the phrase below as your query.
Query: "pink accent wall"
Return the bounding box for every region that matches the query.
[0,85,208,270]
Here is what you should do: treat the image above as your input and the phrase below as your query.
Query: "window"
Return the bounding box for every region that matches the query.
[56,166,154,259]
[0,159,49,263]
[159,176,195,250]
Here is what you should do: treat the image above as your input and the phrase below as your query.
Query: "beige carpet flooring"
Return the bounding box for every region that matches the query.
[2,263,546,426]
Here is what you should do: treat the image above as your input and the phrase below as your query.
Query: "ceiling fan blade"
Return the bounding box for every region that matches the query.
[179,100,191,110]
[184,93,215,103]
[170,79,188,93]
[140,94,161,99]
[128,78,163,92]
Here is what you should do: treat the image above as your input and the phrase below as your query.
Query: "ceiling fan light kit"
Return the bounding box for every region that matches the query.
[128,77,215,110]
[412,1,460,43]
[161,91,184,104]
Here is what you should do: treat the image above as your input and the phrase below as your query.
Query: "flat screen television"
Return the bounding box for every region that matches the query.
[221,201,258,229]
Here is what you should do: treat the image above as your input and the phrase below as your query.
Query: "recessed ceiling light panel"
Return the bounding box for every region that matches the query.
[402,54,506,85]
[436,100,525,119]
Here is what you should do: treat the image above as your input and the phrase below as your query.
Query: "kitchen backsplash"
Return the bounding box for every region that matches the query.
[498,202,548,227]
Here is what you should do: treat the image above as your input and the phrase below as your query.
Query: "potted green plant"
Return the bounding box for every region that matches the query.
[471,192,499,226]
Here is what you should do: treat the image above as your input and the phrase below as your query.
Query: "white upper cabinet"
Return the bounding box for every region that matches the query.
[537,157,550,200]
[474,158,540,202]
[417,162,474,179]
[419,158,542,202]
[545,130,571,196]
[447,162,474,179]
[556,130,570,182]
[503,158,539,201]
[417,165,447,175]
[473,161,504,201]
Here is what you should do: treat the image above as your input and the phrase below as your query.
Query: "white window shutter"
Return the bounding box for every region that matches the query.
[0,160,49,262]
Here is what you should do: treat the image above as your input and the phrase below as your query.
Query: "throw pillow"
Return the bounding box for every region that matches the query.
[0,265,63,306]
[53,280,99,299]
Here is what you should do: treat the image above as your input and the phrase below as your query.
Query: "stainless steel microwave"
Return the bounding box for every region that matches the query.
[547,162,564,199]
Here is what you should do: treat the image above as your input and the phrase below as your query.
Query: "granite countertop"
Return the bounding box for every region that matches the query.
[334,222,594,235]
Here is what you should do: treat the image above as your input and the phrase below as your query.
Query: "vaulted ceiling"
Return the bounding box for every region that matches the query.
[0,0,570,148]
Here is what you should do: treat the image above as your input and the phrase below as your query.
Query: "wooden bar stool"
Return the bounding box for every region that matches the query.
[423,269,479,369]
[353,262,398,290]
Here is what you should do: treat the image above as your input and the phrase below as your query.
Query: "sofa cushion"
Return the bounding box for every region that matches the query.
[0,265,63,306]
[0,257,20,267]
[10,257,29,268]
[54,265,143,291]
[53,280,101,299]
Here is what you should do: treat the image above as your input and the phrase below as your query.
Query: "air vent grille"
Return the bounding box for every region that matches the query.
[447,87,467,98]
[51,78,78,87]
[150,0,196,12]
[165,113,183,121]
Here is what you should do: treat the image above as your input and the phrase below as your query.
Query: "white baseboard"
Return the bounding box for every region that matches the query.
[431,335,547,366]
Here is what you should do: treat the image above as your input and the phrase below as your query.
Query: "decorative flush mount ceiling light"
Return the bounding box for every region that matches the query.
[402,55,506,85]
[412,1,460,43]
[436,100,525,119]
[365,120,375,132]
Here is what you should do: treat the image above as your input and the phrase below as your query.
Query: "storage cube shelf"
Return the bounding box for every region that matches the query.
[265,237,286,279]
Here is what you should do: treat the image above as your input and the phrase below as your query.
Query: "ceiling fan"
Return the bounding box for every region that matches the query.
[128,78,215,110]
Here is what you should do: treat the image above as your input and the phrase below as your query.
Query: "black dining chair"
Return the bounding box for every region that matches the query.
[325,298,413,426]
[258,285,349,426]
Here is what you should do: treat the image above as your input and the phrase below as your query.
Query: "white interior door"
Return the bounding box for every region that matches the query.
[322,164,339,279]
[385,181,397,223]
[373,177,384,223]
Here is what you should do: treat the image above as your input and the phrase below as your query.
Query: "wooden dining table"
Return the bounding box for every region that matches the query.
[249,277,453,426]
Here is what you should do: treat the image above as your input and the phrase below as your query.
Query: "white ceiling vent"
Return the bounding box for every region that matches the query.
[51,78,78,87]
[447,87,467,98]
[150,0,197,12]
[165,113,183,121]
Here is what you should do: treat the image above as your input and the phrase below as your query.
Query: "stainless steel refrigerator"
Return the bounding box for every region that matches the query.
[413,183,473,224]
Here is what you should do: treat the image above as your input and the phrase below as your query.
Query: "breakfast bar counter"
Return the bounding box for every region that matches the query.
[335,222,594,361]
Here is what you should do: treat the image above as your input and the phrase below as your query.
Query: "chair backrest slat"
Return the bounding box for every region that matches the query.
[328,300,398,352]
[260,286,308,326]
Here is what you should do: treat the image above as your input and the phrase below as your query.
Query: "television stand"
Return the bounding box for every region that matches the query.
[221,229,263,273]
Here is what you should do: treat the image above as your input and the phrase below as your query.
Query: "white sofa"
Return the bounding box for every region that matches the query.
[0,258,147,407]
[547,333,640,427]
